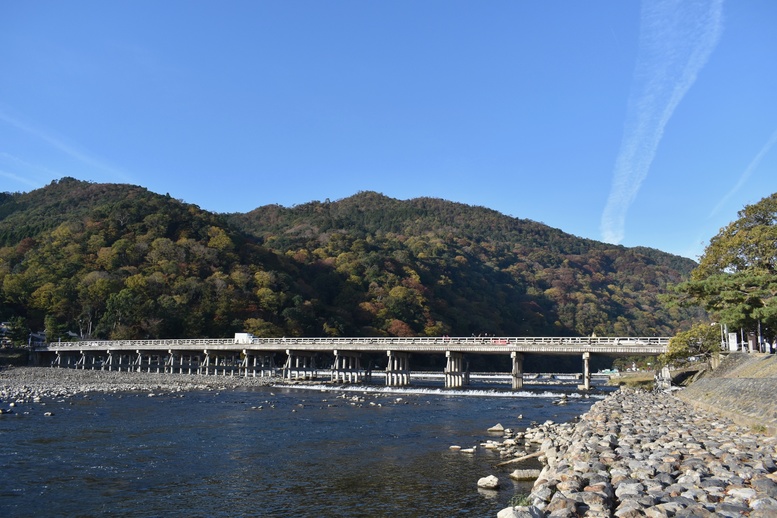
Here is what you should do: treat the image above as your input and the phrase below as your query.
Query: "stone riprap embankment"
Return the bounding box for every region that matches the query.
[0,366,276,408]
[677,353,777,434]
[499,389,777,518]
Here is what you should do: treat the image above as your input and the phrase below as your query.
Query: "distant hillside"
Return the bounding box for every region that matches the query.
[0,179,700,345]
[0,178,322,340]
[228,191,699,337]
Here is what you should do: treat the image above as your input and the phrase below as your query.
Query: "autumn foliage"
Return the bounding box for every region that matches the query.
[0,178,698,342]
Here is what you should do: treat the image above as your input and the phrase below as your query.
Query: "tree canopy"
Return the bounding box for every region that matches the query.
[660,322,721,365]
[674,193,777,342]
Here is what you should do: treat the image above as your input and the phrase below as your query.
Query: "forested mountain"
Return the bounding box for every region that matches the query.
[0,178,700,343]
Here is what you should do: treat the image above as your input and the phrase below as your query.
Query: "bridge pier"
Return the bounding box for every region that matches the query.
[386,351,410,386]
[77,351,104,370]
[240,351,276,377]
[200,351,211,375]
[54,351,78,368]
[332,350,365,383]
[511,352,524,390]
[253,353,277,377]
[578,352,591,391]
[165,350,178,373]
[173,353,199,374]
[444,351,469,388]
[136,350,165,373]
[283,350,317,380]
[105,351,133,371]
[204,352,240,376]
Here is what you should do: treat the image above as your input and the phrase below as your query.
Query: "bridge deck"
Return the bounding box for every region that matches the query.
[33,336,668,356]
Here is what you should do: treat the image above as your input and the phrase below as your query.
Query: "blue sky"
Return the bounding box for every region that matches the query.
[1,1,775,260]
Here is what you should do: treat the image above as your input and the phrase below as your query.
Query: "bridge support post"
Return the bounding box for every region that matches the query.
[200,351,211,375]
[332,350,364,383]
[166,351,176,373]
[284,350,317,380]
[386,351,410,386]
[444,351,468,388]
[241,350,251,377]
[579,352,591,391]
[511,352,524,390]
[256,354,277,377]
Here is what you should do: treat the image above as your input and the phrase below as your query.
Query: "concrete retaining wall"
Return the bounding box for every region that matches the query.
[677,353,777,433]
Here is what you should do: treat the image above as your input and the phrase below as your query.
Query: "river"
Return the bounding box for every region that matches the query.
[0,379,605,517]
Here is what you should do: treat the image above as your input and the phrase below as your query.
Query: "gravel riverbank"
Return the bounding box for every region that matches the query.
[0,366,277,405]
[500,388,777,517]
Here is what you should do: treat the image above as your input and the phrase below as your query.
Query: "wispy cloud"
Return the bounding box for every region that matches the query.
[0,109,133,184]
[0,169,42,189]
[600,0,724,244]
[709,129,777,218]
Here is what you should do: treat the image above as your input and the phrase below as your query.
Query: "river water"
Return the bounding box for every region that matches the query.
[0,379,605,517]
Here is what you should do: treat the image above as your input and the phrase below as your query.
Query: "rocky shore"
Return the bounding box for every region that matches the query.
[0,366,277,407]
[498,388,777,517]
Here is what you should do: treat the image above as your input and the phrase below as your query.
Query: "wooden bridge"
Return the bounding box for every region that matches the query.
[31,334,669,391]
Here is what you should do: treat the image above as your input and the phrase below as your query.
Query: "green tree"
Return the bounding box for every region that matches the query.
[44,314,70,342]
[660,323,721,365]
[7,316,30,347]
[675,193,777,339]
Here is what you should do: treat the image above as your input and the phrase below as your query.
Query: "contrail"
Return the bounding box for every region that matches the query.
[0,169,41,189]
[709,128,777,218]
[0,109,133,184]
[600,0,724,244]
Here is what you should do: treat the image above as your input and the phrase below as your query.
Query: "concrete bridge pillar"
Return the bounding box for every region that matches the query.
[113,352,123,371]
[444,351,469,388]
[386,351,410,386]
[511,352,524,390]
[240,350,251,377]
[283,350,317,380]
[136,350,163,373]
[257,354,277,377]
[240,351,276,377]
[332,350,364,383]
[200,350,211,375]
[579,352,591,391]
[166,350,177,373]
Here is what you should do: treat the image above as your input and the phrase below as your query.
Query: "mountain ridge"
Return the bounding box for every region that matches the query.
[0,178,699,344]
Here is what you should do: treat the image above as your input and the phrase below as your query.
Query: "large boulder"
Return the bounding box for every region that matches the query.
[497,506,544,518]
[477,475,500,490]
[510,469,541,480]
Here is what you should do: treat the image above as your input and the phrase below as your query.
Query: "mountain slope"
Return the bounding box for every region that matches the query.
[228,191,699,337]
[0,179,335,339]
[1,180,700,343]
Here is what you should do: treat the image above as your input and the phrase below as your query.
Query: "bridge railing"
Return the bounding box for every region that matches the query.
[247,336,669,347]
[39,338,238,349]
[33,336,669,351]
